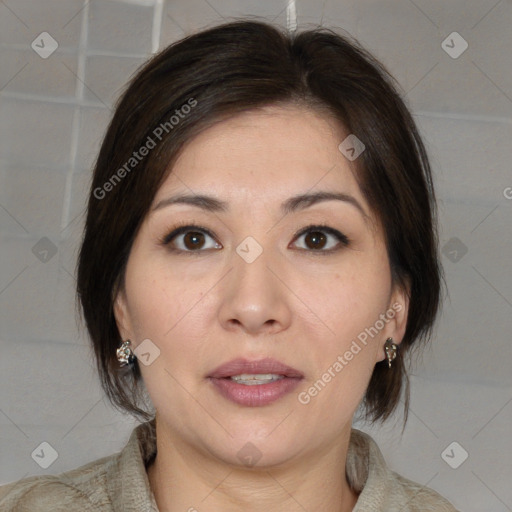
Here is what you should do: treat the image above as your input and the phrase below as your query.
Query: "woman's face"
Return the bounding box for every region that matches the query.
[114,105,408,467]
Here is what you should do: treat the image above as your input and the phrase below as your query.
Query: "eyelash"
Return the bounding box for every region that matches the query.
[158,221,350,256]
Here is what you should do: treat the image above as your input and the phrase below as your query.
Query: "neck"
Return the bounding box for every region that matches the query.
[146,416,359,512]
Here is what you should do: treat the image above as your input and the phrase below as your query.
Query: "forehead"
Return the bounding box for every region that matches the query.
[153,105,368,215]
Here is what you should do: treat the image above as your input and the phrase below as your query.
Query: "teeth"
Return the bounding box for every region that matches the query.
[230,373,285,385]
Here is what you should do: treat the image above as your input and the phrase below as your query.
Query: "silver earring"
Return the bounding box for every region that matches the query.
[117,339,135,367]
[384,338,398,369]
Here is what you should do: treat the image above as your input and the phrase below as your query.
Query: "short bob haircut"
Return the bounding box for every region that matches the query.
[76,19,442,425]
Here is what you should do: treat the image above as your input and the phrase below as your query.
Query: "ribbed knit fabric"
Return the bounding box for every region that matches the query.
[0,419,458,511]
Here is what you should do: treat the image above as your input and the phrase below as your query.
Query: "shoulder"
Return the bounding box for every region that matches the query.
[349,429,459,512]
[389,470,460,511]
[0,453,117,512]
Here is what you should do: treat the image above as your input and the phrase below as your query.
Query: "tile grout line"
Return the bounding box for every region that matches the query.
[414,110,512,126]
[0,41,152,59]
[60,0,90,235]
[0,89,107,107]
[286,0,297,32]
[152,0,165,53]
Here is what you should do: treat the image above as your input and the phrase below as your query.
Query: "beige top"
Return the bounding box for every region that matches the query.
[0,419,459,511]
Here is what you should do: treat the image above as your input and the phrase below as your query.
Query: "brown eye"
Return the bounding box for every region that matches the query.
[162,224,221,253]
[304,231,327,250]
[183,231,206,250]
[292,225,350,253]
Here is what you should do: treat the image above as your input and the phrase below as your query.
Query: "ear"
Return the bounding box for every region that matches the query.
[375,279,410,363]
[113,286,133,342]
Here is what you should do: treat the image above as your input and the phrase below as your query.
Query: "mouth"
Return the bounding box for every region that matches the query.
[208,357,304,379]
[228,373,287,385]
[207,357,304,407]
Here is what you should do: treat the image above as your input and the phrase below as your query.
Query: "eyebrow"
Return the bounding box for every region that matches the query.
[152,191,369,220]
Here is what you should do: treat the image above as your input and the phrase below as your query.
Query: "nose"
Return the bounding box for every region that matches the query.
[217,243,292,336]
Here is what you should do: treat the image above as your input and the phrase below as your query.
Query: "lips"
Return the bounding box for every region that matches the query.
[208,357,304,379]
[207,357,304,407]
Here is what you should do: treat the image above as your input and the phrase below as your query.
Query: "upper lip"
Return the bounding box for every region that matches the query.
[208,357,304,379]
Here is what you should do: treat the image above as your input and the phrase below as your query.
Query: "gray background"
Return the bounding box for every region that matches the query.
[1,1,511,510]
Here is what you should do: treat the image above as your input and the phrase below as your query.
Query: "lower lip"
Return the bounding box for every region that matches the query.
[208,377,302,406]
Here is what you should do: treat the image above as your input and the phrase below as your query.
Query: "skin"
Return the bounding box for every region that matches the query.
[114,104,409,512]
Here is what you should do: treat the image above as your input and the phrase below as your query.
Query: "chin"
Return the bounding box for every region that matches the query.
[211,428,305,469]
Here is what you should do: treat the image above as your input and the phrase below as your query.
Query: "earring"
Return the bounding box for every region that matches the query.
[117,339,135,367]
[384,338,398,369]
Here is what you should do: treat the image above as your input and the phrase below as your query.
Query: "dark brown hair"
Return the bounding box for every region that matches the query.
[76,19,442,424]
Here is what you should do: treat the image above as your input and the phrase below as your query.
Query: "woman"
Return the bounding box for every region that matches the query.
[0,20,458,511]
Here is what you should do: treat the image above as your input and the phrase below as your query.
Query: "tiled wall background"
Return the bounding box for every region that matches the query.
[1,1,511,510]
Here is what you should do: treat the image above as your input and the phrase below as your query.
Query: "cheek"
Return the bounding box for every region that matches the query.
[295,276,387,425]
[297,253,392,387]
[124,264,211,402]
[123,257,218,397]
[124,255,206,341]
[315,256,392,334]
